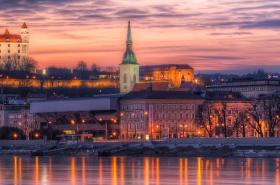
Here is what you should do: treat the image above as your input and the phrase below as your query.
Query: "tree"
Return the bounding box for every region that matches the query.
[0,54,37,75]
[46,67,72,79]
[259,95,280,137]
[233,112,250,137]
[247,103,264,137]
[73,61,89,79]
[197,102,216,137]
[214,102,228,138]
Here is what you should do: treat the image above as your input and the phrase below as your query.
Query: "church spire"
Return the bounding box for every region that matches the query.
[121,21,138,65]
[127,21,132,46]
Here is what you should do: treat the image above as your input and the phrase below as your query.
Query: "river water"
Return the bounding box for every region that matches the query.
[0,156,279,185]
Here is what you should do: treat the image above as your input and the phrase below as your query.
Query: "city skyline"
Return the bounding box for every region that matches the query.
[0,0,279,73]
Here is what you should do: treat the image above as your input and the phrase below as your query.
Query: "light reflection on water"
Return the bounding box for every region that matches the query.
[0,156,279,185]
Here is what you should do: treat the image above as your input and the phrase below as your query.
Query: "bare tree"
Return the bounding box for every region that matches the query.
[247,103,264,137]
[214,102,228,138]
[233,112,250,137]
[260,95,280,137]
[0,54,37,72]
[197,102,216,137]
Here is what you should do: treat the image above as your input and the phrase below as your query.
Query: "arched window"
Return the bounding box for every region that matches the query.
[123,74,127,83]
[133,74,137,83]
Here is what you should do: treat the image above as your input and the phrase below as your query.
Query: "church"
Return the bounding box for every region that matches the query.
[119,21,195,94]
[0,23,29,62]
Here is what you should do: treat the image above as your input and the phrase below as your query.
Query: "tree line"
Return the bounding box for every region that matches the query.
[197,95,280,138]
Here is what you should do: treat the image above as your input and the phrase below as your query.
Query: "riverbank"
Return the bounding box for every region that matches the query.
[1,138,280,157]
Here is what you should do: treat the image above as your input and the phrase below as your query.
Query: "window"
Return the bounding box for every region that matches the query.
[18,50,20,53]
[133,74,136,83]
[123,74,127,83]
[8,50,10,53]
[8,44,10,47]
[18,44,20,47]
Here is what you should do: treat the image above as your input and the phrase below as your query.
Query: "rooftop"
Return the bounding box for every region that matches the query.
[121,90,202,100]
[0,29,22,43]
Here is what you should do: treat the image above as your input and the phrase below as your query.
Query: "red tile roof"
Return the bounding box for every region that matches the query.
[22,22,28,29]
[0,29,22,42]
[133,81,170,92]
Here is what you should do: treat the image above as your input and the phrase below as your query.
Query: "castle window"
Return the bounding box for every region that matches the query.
[18,50,20,53]
[133,74,136,83]
[8,44,10,47]
[18,44,20,47]
[8,50,10,53]
[123,74,127,83]
[18,56,20,59]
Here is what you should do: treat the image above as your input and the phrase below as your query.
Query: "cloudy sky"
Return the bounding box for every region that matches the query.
[0,0,279,73]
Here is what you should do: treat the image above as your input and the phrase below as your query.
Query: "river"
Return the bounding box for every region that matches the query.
[0,156,279,185]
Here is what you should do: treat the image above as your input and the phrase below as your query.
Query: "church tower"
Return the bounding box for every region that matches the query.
[119,21,139,94]
[20,22,29,57]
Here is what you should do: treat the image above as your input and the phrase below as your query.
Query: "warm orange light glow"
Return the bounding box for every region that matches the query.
[197,158,202,185]
[71,157,76,185]
[70,120,75,125]
[111,157,117,185]
[13,133,18,140]
[35,133,40,139]
[35,156,39,185]
[144,157,149,185]
[82,157,86,185]
[14,156,18,185]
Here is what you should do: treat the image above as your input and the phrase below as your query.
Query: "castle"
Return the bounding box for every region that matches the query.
[0,23,29,62]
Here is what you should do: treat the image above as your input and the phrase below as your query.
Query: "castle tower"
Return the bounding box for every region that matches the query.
[20,22,29,57]
[119,21,139,94]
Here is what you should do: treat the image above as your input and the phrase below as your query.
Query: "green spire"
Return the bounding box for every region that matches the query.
[121,21,138,65]
[127,21,132,45]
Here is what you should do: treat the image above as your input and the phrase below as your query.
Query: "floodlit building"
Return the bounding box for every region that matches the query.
[141,64,195,88]
[119,90,204,140]
[0,23,29,62]
[206,80,280,98]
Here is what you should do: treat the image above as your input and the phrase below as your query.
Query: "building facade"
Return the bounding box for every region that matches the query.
[119,21,139,94]
[141,64,195,88]
[0,104,38,137]
[0,23,29,62]
[206,80,280,98]
[119,91,204,140]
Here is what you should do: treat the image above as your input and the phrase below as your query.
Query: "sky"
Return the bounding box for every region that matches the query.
[0,0,279,73]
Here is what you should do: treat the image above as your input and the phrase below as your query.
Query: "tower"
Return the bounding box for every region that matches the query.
[119,21,139,94]
[20,22,29,57]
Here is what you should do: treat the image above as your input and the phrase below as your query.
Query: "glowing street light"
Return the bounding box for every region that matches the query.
[70,120,75,125]
[35,133,40,139]
[13,133,18,140]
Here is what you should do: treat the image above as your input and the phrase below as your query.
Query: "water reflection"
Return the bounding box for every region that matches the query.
[0,156,279,185]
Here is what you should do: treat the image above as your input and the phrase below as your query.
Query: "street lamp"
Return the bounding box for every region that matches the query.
[13,133,18,140]
[35,133,40,139]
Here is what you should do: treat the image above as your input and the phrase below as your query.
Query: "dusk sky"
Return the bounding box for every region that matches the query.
[0,0,279,73]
